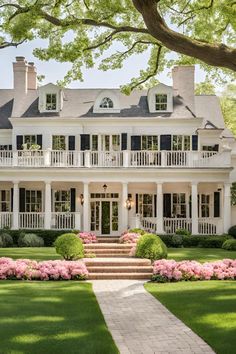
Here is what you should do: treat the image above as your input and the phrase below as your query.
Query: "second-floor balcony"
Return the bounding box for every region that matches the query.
[0,149,231,169]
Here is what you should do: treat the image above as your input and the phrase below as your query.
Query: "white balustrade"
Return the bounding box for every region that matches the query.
[17,151,45,167]
[130,151,161,167]
[51,212,79,230]
[164,218,192,234]
[19,212,45,229]
[50,150,84,167]
[90,151,123,167]
[141,217,157,233]
[198,218,218,235]
[0,151,13,166]
[0,212,12,228]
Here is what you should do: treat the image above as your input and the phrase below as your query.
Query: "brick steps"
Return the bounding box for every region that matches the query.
[84,242,134,257]
[96,237,120,243]
[85,258,151,267]
[87,266,153,273]
[89,273,152,280]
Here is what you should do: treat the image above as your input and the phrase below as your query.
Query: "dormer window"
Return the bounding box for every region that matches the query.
[46,93,57,111]
[155,94,167,111]
[99,97,114,109]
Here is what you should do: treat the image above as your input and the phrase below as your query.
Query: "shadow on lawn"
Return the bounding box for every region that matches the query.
[0,281,118,354]
[146,281,236,354]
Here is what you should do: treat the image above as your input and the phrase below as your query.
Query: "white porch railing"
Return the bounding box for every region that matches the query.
[51,212,80,230]
[141,217,157,233]
[164,218,192,234]
[90,151,123,167]
[198,218,219,235]
[19,212,45,229]
[0,149,231,168]
[0,212,12,228]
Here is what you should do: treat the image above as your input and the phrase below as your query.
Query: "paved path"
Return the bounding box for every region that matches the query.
[92,280,214,354]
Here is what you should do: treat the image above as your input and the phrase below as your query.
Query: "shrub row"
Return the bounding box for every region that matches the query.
[159,234,232,248]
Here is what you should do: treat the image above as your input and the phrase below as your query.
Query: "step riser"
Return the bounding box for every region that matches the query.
[85,261,151,266]
[89,274,152,280]
[86,254,132,258]
[87,267,153,273]
[84,245,133,249]
[85,251,131,255]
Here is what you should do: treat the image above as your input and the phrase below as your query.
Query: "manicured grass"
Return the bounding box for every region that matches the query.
[145,281,236,354]
[168,247,236,262]
[0,281,118,354]
[0,247,235,263]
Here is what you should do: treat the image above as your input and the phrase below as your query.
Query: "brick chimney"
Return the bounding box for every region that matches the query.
[27,62,37,90]
[172,66,195,113]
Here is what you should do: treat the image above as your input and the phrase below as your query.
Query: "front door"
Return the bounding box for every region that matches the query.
[102,201,110,234]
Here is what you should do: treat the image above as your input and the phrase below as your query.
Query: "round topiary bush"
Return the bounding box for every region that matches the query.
[228,225,236,239]
[222,239,236,251]
[0,232,13,248]
[18,233,44,247]
[175,228,191,236]
[54,233,84,260]
[135,233,168,261]
[172,234,184,248]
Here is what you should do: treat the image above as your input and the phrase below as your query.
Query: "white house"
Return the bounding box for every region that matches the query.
[0,56,235,236]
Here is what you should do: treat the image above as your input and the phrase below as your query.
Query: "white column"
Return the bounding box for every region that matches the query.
[156,182,164,234]
[83,182,89,231]
[191,182,198,235]
[44,181,51,229]
[122,182,129,231]
[223,183,231,234]
[12,181,19,229]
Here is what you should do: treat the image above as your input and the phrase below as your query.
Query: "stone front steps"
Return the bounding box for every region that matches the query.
[85,257,153,280]
[84,243,134,258]
[96,237,120,243]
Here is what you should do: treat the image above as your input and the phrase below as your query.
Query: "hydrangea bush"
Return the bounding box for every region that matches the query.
[119,232,140,244]
[0,258,88,280]
[78,232,97,244]
[152,259,236,282]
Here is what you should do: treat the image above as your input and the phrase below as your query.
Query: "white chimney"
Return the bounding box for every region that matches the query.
[172,66,195,113]
[13,56,28,94]
[27,62,37,90]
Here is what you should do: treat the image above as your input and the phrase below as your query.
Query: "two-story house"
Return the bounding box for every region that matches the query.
[0,56,235,236]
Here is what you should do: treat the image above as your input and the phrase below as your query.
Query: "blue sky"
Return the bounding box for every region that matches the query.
[0,39,207,89]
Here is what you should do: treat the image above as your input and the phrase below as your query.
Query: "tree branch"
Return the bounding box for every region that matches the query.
[0,39,26,49]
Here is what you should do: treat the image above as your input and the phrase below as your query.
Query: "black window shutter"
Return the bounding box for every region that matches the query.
[135,194,139,214]
[9,145,12,151]
[214,192,220,217]
[80,134,90,151]
[213,144,219,151]
[36,135,43,149]
[11,188,13,212]
[68,136,76,151]
[121,133,128,150]
[19,188,26,212]
[163,193,171,217]
[16,135,23,150]
[70,188,76,212]
[131,136,141,151]
[160,135,171,150]
[154,194,157,217]
[192,135,198,151]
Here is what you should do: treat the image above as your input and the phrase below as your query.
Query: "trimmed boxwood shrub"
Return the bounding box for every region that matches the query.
[222,239,236,251]
[54,233,84,260]
[158,234,174,247]
[135,233,168,261]
[228,225,236,239]
[183,235,232,248]
[128,228,146,235]
[18,233,44,247]
[0,232,13,247]
[175,228,191,236]
[0,229,78,247]
[172,234,184,248]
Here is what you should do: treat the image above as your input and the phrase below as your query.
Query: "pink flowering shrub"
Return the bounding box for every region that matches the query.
[0,257,88,281]
[119,232,140,244]
[78,232,97,244]
[152,259,236,282]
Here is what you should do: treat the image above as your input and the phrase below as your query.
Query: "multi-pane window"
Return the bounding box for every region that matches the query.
[172,135,191,151]
[0,190,10,212]
[111,135,120,151]
[0,145,12,150]
[52,136,66,150]
[141,136,158,150]
[155,94,167,111]
[101,135,120,151]
[54,190,70,212]
[25,190,42,212]
[46,93,57,110]
[91,135,98,151]
[112,201,118,231]
[23,135,37,149]
[138,194,155,217]
[99,97,114,108]
[200,194,210,217]
[172,193,186,217]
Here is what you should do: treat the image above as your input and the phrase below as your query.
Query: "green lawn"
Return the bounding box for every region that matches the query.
[0,247,235,262]
[145,281,236,354]
[0,281,118,354]
[168,247,236,262]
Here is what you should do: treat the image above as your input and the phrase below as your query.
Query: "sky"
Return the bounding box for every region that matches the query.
[0,38,207,89]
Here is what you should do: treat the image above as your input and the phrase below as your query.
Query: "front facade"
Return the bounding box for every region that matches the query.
[0,57,236,235]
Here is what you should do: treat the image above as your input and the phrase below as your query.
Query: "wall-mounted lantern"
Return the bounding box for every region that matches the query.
[80,194,84,206]
[126,194,133,210]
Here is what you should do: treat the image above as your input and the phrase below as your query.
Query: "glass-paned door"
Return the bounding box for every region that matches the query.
[90,199,119,235]
[102,201,110,234]
[101,135,120,151]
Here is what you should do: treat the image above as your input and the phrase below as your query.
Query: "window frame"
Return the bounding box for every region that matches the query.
[45,93,57,111]
[199,194,210,218]
[25,190,43,213]
[155,94,168,111]
[53,190,71,212]
[0,190,11,212]
[23,135,37,150]
[99,97,114,109]
[52,135,67,150]
[141,135,159,151]
[138,194,155,218]
[172,193,186,218]
[172,135,191,151]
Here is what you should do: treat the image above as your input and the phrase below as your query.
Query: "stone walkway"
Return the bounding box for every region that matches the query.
[92,280,214,354]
